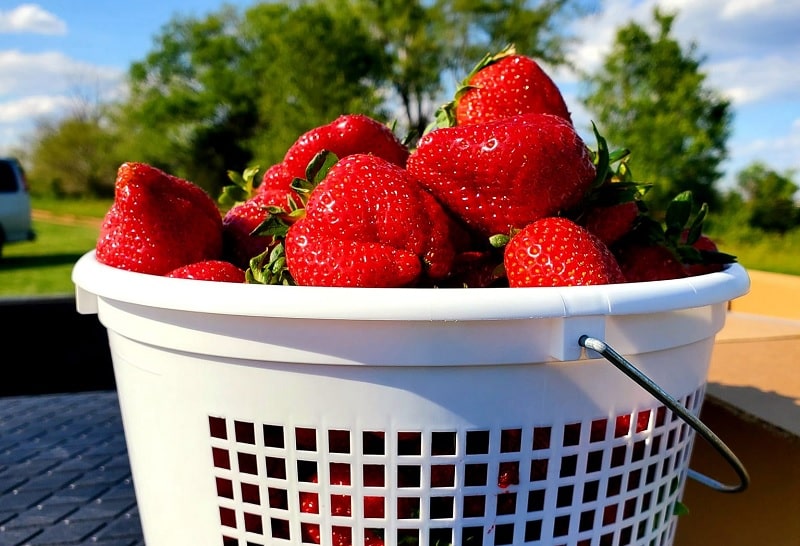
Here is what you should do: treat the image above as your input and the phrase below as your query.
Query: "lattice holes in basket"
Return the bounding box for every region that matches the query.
[207,387,704,546]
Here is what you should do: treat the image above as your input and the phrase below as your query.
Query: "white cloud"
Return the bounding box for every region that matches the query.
[555,0,800,189]
[0,49,124,152]
[737,117,800,168]
[561,0,800,108]
[708,55,800,105]
[718,0,778,19]
[0,93,73,123]
[0,49,123,97]
[0,3,66,35]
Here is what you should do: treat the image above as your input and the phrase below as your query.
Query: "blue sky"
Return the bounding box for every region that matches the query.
[1,0,799,192]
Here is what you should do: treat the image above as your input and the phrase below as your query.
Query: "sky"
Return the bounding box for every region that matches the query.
[1,0,799,192]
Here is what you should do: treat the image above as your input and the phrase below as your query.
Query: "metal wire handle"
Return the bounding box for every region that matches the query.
[579,335,749,493]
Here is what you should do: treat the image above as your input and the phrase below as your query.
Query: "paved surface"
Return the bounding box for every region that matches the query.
[0,391,143,546]
[708,269,800,437]
[728,269,800,320]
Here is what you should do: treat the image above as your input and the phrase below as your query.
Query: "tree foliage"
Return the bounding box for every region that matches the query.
[353,0,584,138]
[26,111,119,198]
[580,8,732,216]
[20,0,599,197]
[113,2,391,194]
[736,162,799,234]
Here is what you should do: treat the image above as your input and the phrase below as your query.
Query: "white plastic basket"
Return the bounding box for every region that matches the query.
[72,250,751,546]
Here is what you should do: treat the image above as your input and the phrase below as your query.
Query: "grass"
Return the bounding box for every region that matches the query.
[0,197,798,297]
[0,220,101,297]
[706,224,800,277]
[0,197,111,297]
[31,196,114,218]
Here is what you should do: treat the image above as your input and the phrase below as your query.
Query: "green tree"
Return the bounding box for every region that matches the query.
[244,2,391,162]
[27,0,586,198]
[117,0,588,182]
[580,8,731,215]
[115,2,389,195]
[111,6,251,191]
[352,0,584,138]
[736,162,799,234]
[27,112,119,198]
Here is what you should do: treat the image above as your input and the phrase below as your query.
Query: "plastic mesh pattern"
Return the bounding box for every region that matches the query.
[207,388,704,546]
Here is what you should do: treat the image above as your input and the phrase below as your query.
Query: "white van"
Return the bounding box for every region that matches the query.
[0,158,36,257]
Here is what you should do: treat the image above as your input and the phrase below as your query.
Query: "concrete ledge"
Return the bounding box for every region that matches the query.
[708,313,800,437]
[729,269,800,320]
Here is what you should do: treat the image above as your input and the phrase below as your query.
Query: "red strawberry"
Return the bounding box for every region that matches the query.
[222,188,300,269]
[408,113,597,239]
[497,461,520,489]
[263,114,409,194]
[302,525,382,546]
[165,260,245,283]
[680,231,726,277]
[451,45,572,126]
[95,162,223,275]
[503,217,624,287]
[610,191,736,282]
[614,242,688,283]
[299,467,350,518]
[284,154,462,287]
[582,200,640,246]
[299,467,385,546]
[437,250,506,288]
[257,161,294,194]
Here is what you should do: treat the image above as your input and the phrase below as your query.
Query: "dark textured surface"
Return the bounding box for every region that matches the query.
[0,296,114,397]
[0,391,143,546]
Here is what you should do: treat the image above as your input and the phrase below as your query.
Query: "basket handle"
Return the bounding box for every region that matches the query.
[578,335,749,493]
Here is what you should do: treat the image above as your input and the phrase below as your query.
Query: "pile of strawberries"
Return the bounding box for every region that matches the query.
[95,45,735,288]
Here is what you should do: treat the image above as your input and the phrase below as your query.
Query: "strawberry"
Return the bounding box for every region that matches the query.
[429,44,571,129]
[497,461,520,489]
[437,250,506,288]
[299,467,385,546]
[680,231,729,277]
[582,200,640,246]
[95,162,223,275]
[610,191,736,282]
[257,161,294,194]
[221,188,300,269]
[503,217,624,287]
[165,260,245,283]
[261,113,410,195]
[614,242,688,283]
[408,112,597,239]
[569,127,649,246]
[284,153,462,287]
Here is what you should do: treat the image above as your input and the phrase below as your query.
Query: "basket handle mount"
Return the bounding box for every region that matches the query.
[579,335,749,494]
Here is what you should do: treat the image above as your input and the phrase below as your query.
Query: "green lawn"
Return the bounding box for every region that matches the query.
[31,196,114,218]
[0,220,101,296]
[706,227,800,277]
[1,197,110,296]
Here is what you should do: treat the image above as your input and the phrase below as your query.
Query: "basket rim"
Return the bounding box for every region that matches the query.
[72,250,750,321]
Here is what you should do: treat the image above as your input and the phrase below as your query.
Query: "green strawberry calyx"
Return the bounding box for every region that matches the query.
[246,243,294,285]
[578,122,651,213]
[245,150,340,286]
[218,165,262,213]
[618,190,737,267]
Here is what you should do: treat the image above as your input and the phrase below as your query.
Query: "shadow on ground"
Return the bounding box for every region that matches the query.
[675,394,800,546]
[0,253,88,270]
[0,295,114,396]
